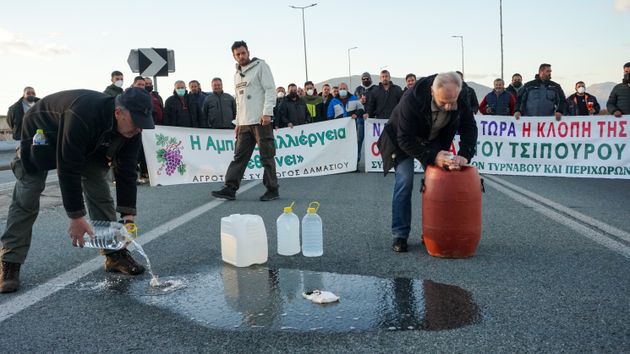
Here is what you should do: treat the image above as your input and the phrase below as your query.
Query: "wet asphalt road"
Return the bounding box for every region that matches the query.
[0,170,628,353]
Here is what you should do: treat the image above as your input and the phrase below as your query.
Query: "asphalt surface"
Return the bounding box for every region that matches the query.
[0,170,628,353]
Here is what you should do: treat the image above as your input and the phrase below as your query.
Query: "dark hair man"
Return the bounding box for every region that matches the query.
[7,87,39,141]
[506,73,523,98]
[377,72,478,253]
[104,70,124,97]
[404,73,417,91]
[211,41,279,201]
[367,69,403,119]
[0,88,155,293]
[514,63,567,121]
[302,80,324,122]
[566,81,600,116]
[607,62,630,117]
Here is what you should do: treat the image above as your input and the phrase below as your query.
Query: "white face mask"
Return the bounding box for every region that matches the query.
[114,80,124,88]
[277,92,285,98]
[306,89,314,96]
[577,87,585,94]
[339,89,348,97]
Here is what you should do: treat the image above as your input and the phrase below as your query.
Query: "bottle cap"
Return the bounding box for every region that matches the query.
[284,201,295,213]
[36,129,44,134]
[307,201,320,214]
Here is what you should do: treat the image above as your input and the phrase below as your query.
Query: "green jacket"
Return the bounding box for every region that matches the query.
[103,84,123,97]
[301,95,324,122]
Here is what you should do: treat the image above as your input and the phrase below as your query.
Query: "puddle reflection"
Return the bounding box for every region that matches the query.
[78,266,481,332]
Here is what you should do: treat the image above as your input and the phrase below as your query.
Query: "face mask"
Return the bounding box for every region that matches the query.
[176,88,186,97]
[577,87,585,94]
[277,92,285,98]
[114,80,124,88]
[624,73,630,83]
[26,96,38,103]
[512,81,522,88]
[362,79,372,87]
[306,89,314,96]
[288,92,298,99]
[339,90,348,98]
[145,85,153,93]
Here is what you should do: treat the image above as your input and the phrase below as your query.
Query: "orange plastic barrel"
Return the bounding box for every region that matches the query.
[421,165,483,258]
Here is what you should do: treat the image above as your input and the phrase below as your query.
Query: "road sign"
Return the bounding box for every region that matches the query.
[127,48,175,77]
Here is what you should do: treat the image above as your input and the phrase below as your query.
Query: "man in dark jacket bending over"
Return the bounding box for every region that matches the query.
[377,72,478,253]
[0,88,155,293]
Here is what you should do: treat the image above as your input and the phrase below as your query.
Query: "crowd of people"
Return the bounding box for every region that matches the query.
[2,42,629,293]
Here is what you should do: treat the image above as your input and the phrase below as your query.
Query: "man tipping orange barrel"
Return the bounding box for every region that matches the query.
[377,72,480,255]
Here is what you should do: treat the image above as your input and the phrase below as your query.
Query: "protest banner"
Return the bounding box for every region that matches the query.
[143,119,357,186]
[364,116,630,179]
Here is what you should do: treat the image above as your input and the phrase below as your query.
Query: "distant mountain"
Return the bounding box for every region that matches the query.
[586,81,616,108]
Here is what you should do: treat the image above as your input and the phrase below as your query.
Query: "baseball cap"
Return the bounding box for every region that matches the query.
[118,87,155,129]
[361,72,371,79]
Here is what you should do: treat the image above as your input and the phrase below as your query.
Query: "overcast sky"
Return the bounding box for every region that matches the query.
[2,0,629,110]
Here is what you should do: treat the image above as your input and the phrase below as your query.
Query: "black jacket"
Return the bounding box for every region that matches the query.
[277,96,311,127]
[367,83,403,119]
[164,91,200,127]
[462,82,479,114]
[7,97,40,140]
[566,93,600,116]
[377,75,478,175]
[19,90,139,218]
[103,84,123,97]
[202,91,236,129]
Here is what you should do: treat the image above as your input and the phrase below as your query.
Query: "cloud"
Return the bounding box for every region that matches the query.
[614,0,630,11]
[0,27,71,57]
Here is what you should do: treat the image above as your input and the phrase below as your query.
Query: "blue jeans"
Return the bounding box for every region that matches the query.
[392,157,415,240]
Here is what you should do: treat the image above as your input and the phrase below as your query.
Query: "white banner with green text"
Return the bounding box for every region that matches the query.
[363,116,630,179]
[143,119,357,186]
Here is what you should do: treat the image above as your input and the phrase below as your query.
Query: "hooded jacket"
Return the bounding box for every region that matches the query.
[234,58,276,126]
[377,75,478,175]
[7,96,40,140]
[19,90,139,218]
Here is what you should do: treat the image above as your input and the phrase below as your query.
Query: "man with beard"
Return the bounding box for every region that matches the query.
[607,62,630,117]
[368,70,403,119]
[514,64,567,121]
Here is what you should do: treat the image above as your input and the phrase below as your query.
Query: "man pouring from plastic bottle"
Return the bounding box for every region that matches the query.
[377,72,478,253]
[0,88,155,293]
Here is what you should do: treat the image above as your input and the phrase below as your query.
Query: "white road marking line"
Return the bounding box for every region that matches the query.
[0,180,261,323]
[485,176,630,259]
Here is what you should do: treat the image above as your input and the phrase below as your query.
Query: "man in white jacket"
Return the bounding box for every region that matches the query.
[212,41,279,201]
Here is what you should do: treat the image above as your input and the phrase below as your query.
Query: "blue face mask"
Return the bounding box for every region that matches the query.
[176,88,186,97]
[339,90,348,98]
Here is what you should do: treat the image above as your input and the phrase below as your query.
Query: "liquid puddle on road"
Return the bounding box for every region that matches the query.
[74,266,481,332]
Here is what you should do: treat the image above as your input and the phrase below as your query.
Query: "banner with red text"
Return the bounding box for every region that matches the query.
[364,116,630,179]
[143,119,357,186]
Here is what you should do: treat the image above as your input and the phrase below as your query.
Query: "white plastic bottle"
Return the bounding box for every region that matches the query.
[32,129,47,145]
[301,201,323,257]
[276,202,300,256]
[82,220,135,250]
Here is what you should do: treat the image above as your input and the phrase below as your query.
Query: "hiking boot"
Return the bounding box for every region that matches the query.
[0,261,21,293]
[392,238,408,253]
[211,186,236,200]
[105,249,145,275]
[260,189,279,201]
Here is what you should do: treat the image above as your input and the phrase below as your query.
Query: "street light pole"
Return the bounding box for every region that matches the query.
[451,35,464,76]
[499,0,504,80]
[290,3,317,82]
[347,46,357,89]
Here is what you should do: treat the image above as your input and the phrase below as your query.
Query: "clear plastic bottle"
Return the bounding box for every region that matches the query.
[277,202,300,256]
[301,201,323,257]
[82,220,135,250]
[32,129,47,145]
